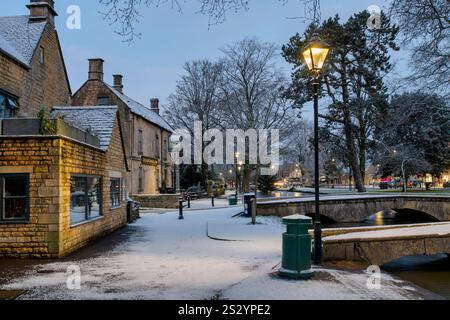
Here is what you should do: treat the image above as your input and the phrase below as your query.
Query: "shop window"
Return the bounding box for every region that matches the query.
[0,174,29,223]
[70,176,102,225]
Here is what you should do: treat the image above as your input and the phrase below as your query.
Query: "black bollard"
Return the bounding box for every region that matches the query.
[187,196,191,209]
[212,195,215,207]
[179,199,184,220]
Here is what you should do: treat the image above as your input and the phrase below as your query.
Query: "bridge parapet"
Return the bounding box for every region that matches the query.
[322,223,450,265]
[257,195,450,223]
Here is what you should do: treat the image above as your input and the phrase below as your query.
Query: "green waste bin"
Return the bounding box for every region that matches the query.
[278,214,313,279]
[228,195,238,206]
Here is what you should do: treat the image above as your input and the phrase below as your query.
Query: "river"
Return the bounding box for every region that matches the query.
[261,191,450,299]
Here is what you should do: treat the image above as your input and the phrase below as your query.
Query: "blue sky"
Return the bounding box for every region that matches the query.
[4,0,403,114]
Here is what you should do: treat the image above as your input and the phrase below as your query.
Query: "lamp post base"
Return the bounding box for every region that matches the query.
[278,268,314,280]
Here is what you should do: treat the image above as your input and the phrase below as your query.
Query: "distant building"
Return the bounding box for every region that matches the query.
[71,59,174,195]
[0,0,71,118]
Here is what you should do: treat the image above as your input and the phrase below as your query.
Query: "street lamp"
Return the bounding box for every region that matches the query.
[301,37,330,264]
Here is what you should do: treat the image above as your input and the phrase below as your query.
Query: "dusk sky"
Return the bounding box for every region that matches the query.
[4,0,405,116]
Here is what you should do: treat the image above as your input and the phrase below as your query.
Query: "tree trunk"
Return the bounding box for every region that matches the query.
[242,164,252,193]
[339,61,366,193]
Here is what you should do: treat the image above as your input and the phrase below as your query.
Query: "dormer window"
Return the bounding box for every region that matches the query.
[0,92,19,119]
[97,96,110,106]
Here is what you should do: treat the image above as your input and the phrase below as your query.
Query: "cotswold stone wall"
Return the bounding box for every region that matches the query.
[0,126,127,259]
[0,137,60,258]
[132,194,181,209]
[59,120,128,256]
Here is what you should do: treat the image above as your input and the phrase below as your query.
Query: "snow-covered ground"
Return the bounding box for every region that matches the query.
[0,207,438,300]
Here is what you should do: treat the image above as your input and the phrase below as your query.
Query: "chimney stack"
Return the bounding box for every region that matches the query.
[150,98,160,114]
[27,0,58,24]
[88,59,104,81]
[113,75,124,93]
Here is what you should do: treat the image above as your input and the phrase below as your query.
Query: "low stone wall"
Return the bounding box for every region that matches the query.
[132,194,181,209]
[323,234,450,265]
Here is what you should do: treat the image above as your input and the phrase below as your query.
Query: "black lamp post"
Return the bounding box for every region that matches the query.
[301,38,330,264]
[235,152,240,198]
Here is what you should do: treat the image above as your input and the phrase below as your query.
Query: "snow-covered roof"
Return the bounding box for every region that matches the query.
[51,106,119,151]
[0,15,47,67]
[106,84,174,133]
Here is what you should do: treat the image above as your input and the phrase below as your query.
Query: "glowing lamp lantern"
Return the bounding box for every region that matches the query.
[302,40,330,72]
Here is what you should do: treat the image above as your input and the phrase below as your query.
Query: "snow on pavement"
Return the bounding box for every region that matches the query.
[0,207,434,300]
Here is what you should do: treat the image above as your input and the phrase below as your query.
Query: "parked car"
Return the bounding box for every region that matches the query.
[184,186,208,200]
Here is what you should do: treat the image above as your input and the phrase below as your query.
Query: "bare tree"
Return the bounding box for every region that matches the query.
[389,0,450,95]
[220,38,294,191]
[282,119,314,181]
[163,59,224,187]
[99,0,321,42]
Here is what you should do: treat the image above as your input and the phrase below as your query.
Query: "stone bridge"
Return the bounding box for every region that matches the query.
[257,195,450,222]
[321,223,450,265]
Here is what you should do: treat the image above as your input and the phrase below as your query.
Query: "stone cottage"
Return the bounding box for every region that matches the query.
[0,0,71,118]
[0,106,130,258]
[72,59,174,195]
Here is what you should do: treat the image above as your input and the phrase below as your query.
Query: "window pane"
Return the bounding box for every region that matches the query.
[70,177,86,224]
[4,177,27,197]
[110,178,120,207]
[4,106,15,118]
[7,97,18,108]
[0,95,5,118]
[122,178,127,201]
[87,177,101,219]
[97,97,110,106]
[4,198,27,220]
[2,176,28,221]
